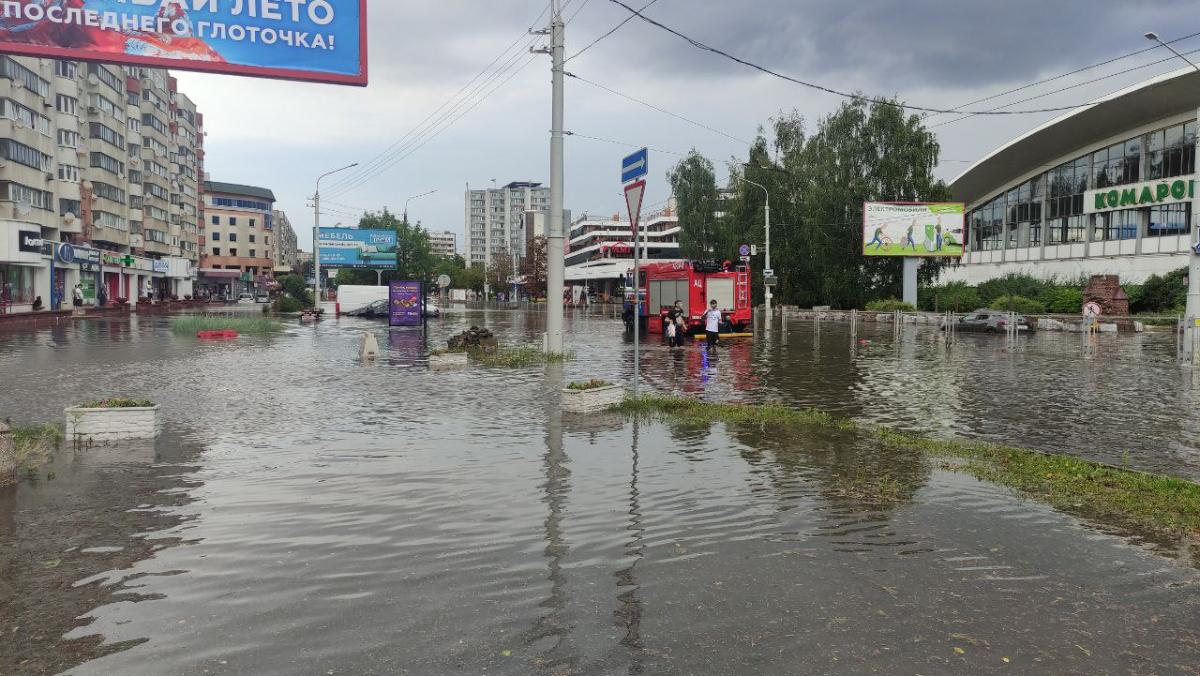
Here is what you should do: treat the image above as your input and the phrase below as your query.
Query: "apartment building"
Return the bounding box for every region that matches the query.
[465,181,550,268]
[272,209,298,275]
[0,56,205,311]
[200,181,276,296]
[427,229,457,258]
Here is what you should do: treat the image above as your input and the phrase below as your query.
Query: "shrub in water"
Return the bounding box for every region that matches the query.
[865,298,916,312]
[1038,287,1084,314]
[921,281,980,313]
[987,295,1045,315]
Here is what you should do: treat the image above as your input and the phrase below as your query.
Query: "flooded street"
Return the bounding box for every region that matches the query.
[2,308,1200,674]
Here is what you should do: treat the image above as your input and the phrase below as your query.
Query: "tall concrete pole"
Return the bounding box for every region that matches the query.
[764,196,772,317]
[312,163,358,312]
[545,0,566,353]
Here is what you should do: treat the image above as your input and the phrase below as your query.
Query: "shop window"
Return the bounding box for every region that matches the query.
[1095,209,1138,241]
[0,264,35,305]
[1148,204,1190,237]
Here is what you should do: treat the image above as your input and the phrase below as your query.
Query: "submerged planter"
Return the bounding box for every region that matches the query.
[429,352,469,370]
[562,384,624,413]
[65,405,160,442]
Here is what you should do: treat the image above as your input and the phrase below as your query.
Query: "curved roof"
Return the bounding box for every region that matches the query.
[949,67,1200,206]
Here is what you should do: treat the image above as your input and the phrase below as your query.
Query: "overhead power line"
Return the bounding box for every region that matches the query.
[602,0,1106,116]
[565,130,686,155]
[565,0,660,64]
[567,72,752,145]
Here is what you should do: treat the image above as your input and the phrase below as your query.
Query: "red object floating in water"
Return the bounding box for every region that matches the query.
[197,330,239,340]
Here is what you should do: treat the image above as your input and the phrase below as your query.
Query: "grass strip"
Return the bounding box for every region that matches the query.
[13,423,64,472]
[615,395,1200,539]
[170,315,284,336]
[471,347,572,368]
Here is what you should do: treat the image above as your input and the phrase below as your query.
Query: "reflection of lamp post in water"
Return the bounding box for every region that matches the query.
[615,419,646,666]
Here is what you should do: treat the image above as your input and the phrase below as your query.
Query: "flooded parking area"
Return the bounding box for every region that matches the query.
[2,308,1199,674]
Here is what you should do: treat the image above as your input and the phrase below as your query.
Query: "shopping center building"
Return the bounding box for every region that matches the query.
[946,67,1199,285]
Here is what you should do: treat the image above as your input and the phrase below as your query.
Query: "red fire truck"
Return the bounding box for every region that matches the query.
[637,259,753,335]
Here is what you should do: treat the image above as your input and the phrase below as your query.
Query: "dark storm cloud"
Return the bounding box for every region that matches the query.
[556,0,1197,90]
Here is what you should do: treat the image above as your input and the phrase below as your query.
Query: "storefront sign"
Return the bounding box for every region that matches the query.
[17,230,43,253]
[153,260,170,273]
[1085,176,1196,214]
[102,253,135,267]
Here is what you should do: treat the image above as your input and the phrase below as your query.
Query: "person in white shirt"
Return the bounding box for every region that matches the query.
[665,314,677,347]
[702,299,722,350]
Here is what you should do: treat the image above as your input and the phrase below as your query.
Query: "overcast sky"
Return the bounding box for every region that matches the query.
[174,0,1198,252]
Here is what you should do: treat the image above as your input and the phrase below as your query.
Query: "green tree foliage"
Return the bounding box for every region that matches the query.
[976,273,1052,306]
[523,236,548,298]
[280,274,312,307]
[920,281,981,312]
[667,151,722,258]
[486,247,515,294]
[455,265,486,293]
[1133,267,1187,313]
[865,298,916,312]
[988,295,1046,315]
[1039,287,1084,314]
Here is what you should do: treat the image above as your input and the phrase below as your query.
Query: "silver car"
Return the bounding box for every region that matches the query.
[953,309,1034,333]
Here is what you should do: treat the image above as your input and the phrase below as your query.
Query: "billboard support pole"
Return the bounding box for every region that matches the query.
[312,163,359,313]
[902,257,918,308]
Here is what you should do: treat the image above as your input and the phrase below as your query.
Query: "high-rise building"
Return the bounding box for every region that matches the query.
[465,181,550,268]
[200,181,276,296]
[0,56,205,310]
[272,209,298,275]
[427,230,457,258]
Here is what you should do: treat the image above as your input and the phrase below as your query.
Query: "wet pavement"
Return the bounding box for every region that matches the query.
[1,307,1199,674]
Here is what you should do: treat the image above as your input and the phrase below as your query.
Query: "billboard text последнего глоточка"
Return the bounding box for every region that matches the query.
[0,0,366,85]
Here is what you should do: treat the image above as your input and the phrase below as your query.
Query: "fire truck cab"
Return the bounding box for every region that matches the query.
[638,260,753,335]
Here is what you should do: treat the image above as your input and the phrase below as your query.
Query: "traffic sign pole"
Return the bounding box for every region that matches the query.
[625,177,646,400]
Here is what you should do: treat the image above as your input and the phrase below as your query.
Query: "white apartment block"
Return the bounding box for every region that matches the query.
[272,209,299,274]
[427,229,457,258]
[0,56,205,310]
[465,181,550,268]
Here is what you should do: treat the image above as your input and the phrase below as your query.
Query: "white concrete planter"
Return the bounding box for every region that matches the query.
[65,405,160,442]
[429,352,469,370]
[562,384,624,413]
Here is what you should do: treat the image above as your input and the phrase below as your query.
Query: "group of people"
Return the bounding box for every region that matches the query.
[664,299,726,351]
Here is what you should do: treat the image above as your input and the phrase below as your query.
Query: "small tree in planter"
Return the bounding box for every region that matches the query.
[562,380,624,413]
[65,397,160,442]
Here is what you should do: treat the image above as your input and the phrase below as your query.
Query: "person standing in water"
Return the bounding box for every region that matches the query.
[702,299,722,350]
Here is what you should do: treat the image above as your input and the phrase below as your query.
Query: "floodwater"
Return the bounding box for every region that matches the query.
[1,307,1199,674]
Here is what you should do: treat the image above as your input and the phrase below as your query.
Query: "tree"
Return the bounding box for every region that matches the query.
[523,236,548,298]
[280,274,312,307]
[486,247,515,294]
[667,151,721,258]
[456,264,485,293]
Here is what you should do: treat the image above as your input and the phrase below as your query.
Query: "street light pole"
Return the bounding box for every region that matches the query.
[404,189,438,226]
[545,0,566,354]
[312,162,358,313]
[1146,31,1200,362]
[733,174,771,317]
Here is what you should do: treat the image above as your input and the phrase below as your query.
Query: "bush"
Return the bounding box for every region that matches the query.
[1133,268,1187,313]
[921,281,981,312]
[1038,287,1084,314]
[988,295,1045,315]
[274,296,303,313]
[865,298,916,312]
[281,274,313,307]
[977,273,1052,305]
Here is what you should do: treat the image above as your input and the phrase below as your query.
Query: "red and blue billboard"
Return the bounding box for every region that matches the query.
[388,280,422,327]
[0,0,367,86]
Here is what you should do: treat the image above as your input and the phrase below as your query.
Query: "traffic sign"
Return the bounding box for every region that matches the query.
[751,244,758,256]
[437,274,451,288]
[625,180,646,237]
[740,255,750,263]
[739,244,751,257]
[1193,241,1200,255]
[763,269,775,278]
[622,148,648,184]
[1083,301,1102,317]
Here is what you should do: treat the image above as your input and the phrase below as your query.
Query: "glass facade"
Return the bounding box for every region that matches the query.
[969,118,1196,251]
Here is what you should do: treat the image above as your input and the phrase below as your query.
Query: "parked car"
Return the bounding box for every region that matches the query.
[237,293,255,304]
[345,299,389,318]
[425,300,440,318]
[950,309,1035,333]
[254,294,270,304]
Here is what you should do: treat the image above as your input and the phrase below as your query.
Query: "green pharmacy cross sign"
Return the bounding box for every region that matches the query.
[103,254,135,267]
[1085,177,1196,214]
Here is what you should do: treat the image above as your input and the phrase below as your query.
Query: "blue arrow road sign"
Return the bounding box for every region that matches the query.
[622,148,648,184]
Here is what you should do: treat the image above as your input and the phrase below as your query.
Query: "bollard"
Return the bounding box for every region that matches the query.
[0,423,15,488]
[360,333,380,361]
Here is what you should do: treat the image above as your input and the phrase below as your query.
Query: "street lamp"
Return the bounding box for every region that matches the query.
[1146,31,1200,362]
[312,162,358,312]
[403,189,438,225]
[731,173,772,317]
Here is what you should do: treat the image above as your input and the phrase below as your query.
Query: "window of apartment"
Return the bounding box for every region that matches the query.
[265,236,269,246]
[230,217,237,226]
[89,93,124,122]
[250,249,256,258]
[1147,121,1198,180]
[87,63,122,93]
[249,234,256,243]
[142,89,167,112]
[55,94,78,116]
[147,160,169,178]
[89,122,126,151]
[228,232,237,242]
[250,218,256,228]
[2,99,50,135]
[0,181,52,210]
[212,247,221,256]
[0,139,51,171]
[57,165,80,182]
[211,231,220,241]
[141,113,168,137]
[144,182,168,200]
[55,60,77,79]
[229,248,238,257]
[1095,208,1139,241]
[128,169,141,184]
[1148,203,1191,237]
[126,91,139,107]
[93,210,128,230]
[57,129,79,148]
[212,197,270,210]
[127,117,141,134]
[0,57,50,97]
[146,205,169,221]
[92,181,126,205]
[130,195,143,209]
[59,198,80,216]
[211,215,219,225]
[89,151,124,175]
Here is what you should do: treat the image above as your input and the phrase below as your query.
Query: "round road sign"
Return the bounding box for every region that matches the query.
[1083,301,1102,317]
[438,274,452,288]
[739,244,751,257]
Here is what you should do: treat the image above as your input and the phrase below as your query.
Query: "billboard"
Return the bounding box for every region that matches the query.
[388,280,422,327]
[318,228,397,269]
[0,0,367,86]
[863,202,965,257]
